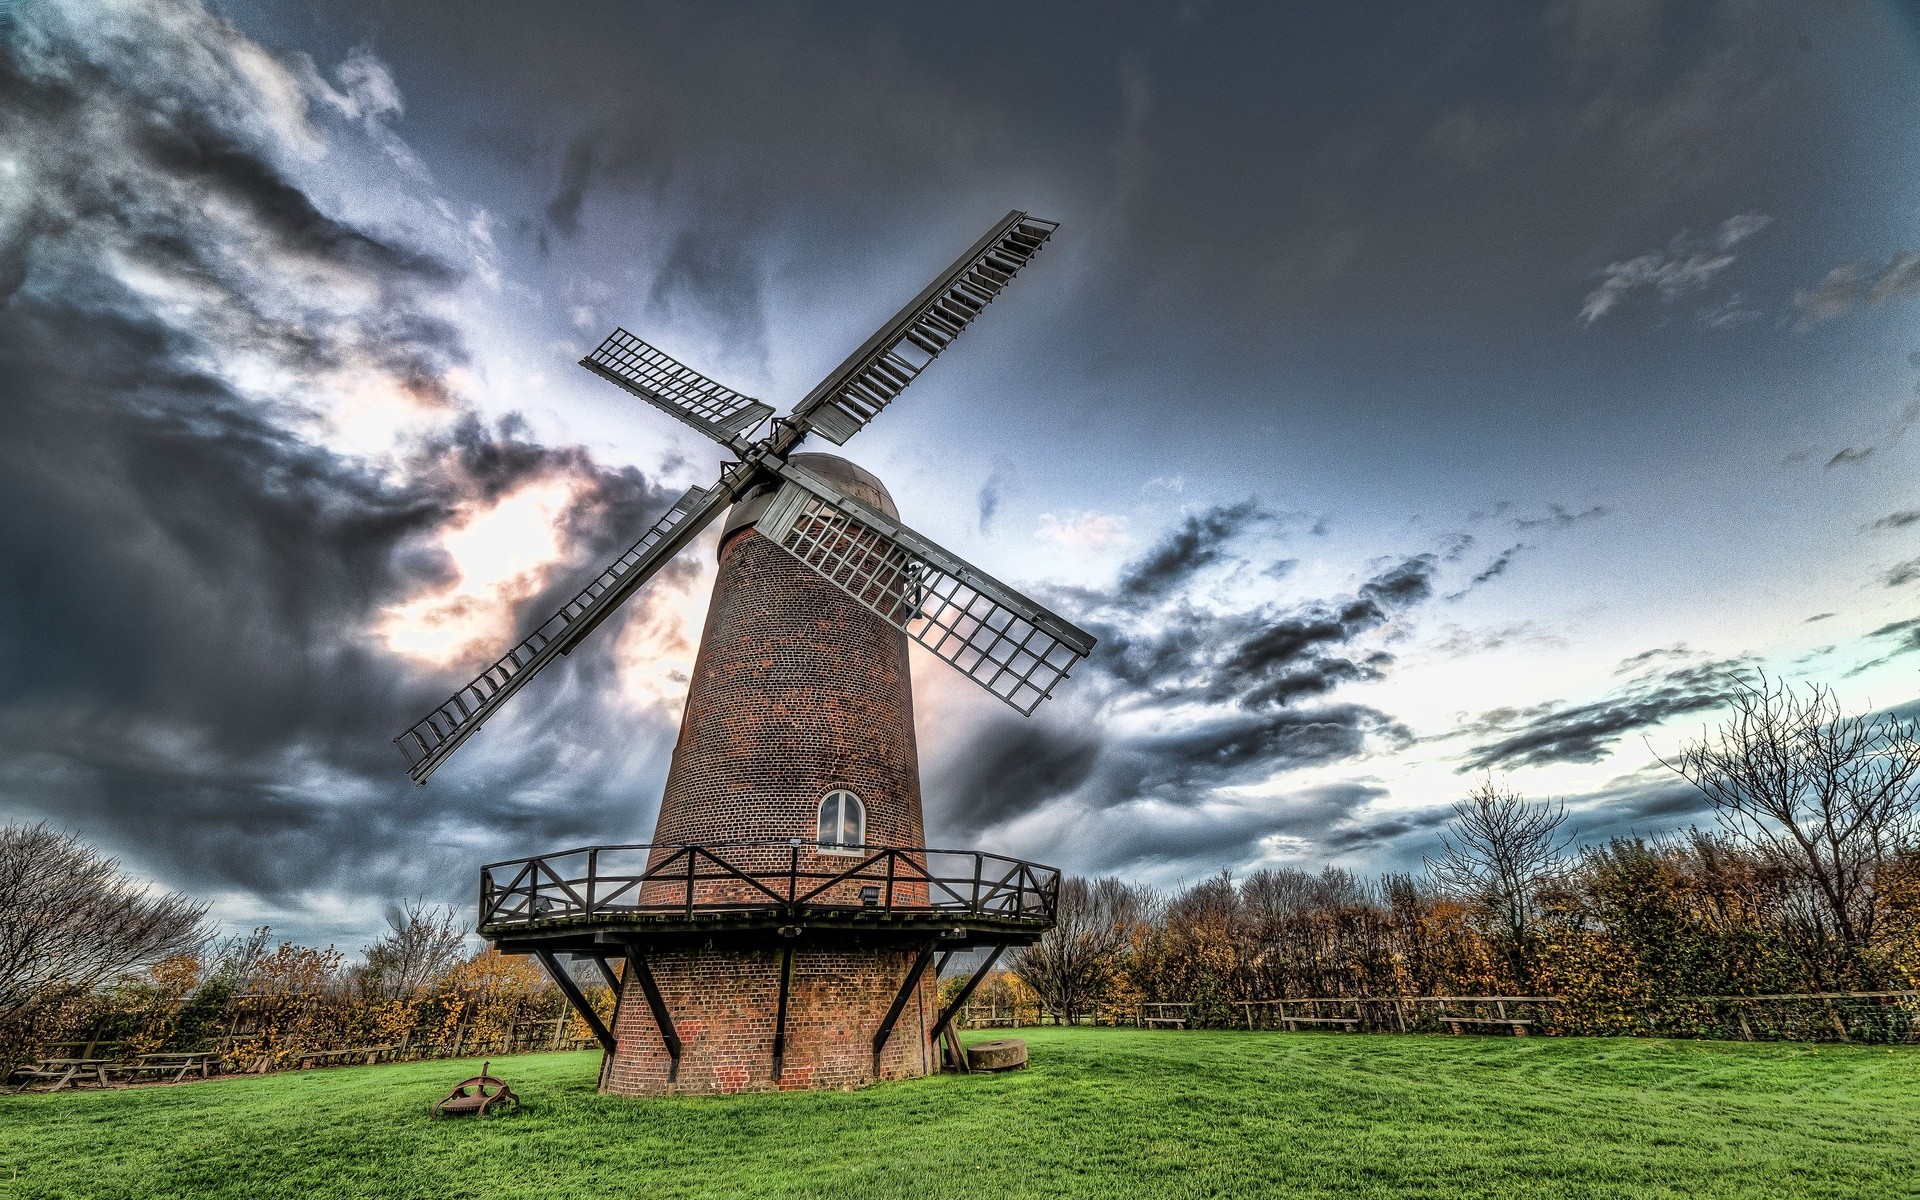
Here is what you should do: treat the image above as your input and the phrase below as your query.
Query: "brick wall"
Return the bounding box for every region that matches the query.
[644,518,925,906]
[607,460,938,1096]
[603,945,939,1095]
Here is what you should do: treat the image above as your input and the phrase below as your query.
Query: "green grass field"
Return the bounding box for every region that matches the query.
[2,1029,1916,1199]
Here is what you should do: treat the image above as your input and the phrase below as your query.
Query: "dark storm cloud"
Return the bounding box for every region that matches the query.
[1567,776,1717,844]
[1824,399,1920,470]
[1113,500,1266,603]
[0,1,682,914]
[1180,555,1435,709]
[1468,544,1526,587]
[1510,505,1609,531]
[449,7,997,361]
[308,0,1829,411]
[1885,558,1920,589]
[1069,551,1442,752]
[643,217,769,355]
[1157,515,1275,603]
[1130,707,1404,794]
[927,532,1429,846]
[1848,615,1920,676]
[974,460,1012,536]
[1359,554,1438,608]
[1867,510,1920,531]
[1070,781,1400,875]
[930,718,1102,839]
[543,134,596,241]
[1461,658,1743,771]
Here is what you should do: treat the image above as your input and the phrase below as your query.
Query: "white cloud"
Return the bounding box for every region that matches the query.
[1035,510,1132,551]
[1580,213,1771,325]
[1794,252,1920,327]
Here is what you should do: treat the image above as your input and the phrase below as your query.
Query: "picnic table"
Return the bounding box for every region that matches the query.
[118,1052,217,1084]
[1441,1014,1533,1037]
[296,1044,395,1069]
[1282,1015,1360,1032]
[11,1057,117,1091]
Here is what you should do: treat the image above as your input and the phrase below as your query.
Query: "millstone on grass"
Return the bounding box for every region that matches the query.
[965,1039,1028,1072]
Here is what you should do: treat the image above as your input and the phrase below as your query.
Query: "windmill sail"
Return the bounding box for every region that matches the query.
[756,463,1094,715]
[396,482,729,784]
[787,211,1058,445]
[582,330,774,445]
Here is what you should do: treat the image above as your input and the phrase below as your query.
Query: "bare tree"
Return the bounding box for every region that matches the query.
[1008,875,1151,1022]
[1426,780,1570,986]
[0,823,209,1021]
[363,900,470,996]
[1664,675,1920,978]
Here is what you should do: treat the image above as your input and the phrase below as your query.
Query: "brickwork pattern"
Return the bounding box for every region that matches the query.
[603,945,939,1095]
[606,466,939,1096]
[644,522,925,906]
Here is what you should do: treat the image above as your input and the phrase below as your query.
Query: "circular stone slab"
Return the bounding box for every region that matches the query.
[965,1038,1028,1072]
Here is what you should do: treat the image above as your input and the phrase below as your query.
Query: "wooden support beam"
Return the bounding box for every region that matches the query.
[597,956,628,1091]
[772,946,795,1082]
[871,941,938,1076]
[928,943,1006,1043]
[535,950,614,1055]
[625,948,682,1082]
[593,954,622,993]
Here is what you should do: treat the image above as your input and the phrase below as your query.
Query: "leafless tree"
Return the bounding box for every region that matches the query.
[363,900,470,996]
[1008,875,1152,1022]
[0,823,209,1021]
[1664,675,1920,976]
[1426,780,1571,985]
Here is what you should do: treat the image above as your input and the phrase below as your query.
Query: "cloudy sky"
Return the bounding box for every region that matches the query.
[4,0,1920,948]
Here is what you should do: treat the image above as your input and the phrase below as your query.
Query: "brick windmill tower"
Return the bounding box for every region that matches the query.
[396,213,1093,1094]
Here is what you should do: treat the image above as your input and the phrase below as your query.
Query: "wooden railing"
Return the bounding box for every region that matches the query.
[479,841,1059,930]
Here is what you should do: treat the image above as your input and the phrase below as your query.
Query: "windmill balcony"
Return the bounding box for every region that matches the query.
[477,841,1061,955]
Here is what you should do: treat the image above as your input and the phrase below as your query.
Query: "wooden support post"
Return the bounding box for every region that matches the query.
[625,948,682,1082]
[536,950,615,1055]
[872,941,938,1076]
[929,943,1006,1044]
[942,1023,970,1073]
[772,945,795,1082]
[597,954,628,1091]
[593,955,621,993]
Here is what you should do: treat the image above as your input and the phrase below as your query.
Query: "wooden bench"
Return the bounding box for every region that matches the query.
[1442,1016,1533,1037]
[118,1053,216,1084]
[9,1058,116,1091]
[1282,1016,1360,1032]
[297,1045,395,1069]
[1142,1017,1188,1029]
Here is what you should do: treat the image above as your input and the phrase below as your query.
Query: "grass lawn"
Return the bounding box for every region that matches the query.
[2,1029,1916,1199]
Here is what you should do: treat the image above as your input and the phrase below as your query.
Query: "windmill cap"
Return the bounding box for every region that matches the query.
[720,452,898,550]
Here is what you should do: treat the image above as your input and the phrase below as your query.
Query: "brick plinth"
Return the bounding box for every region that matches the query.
[603,945,938,1095]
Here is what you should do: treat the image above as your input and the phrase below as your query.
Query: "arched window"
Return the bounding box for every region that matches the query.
[817,790,865,854]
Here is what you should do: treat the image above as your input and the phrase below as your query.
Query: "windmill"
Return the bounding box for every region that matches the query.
[395,212,1094,1094]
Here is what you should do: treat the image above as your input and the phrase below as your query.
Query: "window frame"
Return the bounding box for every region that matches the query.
[816,789,866,856]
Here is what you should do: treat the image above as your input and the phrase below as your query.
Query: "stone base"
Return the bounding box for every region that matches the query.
[602,944,938,1095]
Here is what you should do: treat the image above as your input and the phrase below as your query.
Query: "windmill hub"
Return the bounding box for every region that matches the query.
[397,213,1092,1094]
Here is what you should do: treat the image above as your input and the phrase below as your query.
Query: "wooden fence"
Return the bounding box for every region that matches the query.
[957,991,1920,1043]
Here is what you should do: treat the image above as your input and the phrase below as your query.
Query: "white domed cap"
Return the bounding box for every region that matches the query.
[720,452,898,549]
